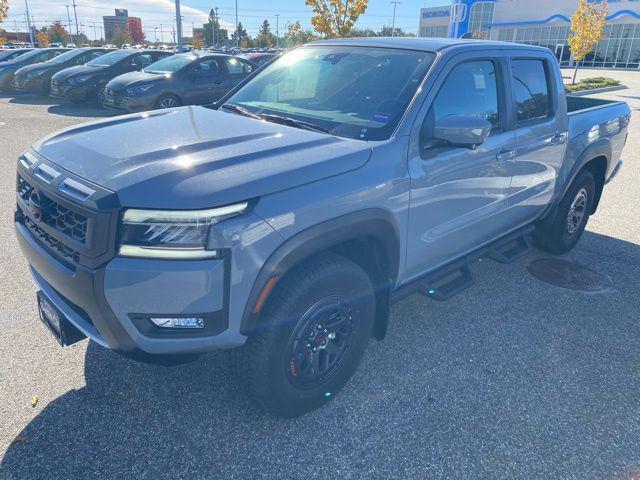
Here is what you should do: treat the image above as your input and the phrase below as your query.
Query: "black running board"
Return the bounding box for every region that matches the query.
[391,226,533,304]
[486,227,533,264]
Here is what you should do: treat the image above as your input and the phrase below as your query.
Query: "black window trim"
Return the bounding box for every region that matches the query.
[510,56,555,127]
[419,56,507,158]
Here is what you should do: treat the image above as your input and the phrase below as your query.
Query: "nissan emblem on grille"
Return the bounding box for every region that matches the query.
[28,189,43,221]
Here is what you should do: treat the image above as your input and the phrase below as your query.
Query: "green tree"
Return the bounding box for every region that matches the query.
[48,20,69,44]
[378,26,413,37]
[257,19,274,47]
[231,21,248,45]
[568,0,607,83]
[113,26,132,46]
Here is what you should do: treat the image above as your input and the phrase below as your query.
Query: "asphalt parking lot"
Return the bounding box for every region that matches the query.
[1,69,640,480]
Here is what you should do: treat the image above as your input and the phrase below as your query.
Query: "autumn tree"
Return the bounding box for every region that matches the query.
[48,20,69,44]
[36,31,50,47]
[193,37,202,49]
[129,23,145,43]
[305,0,368,38]
[0,0,8,45]
[568,0,607,83]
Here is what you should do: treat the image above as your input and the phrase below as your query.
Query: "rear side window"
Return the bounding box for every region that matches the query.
[431,60,499,126]
[511,59,551,123]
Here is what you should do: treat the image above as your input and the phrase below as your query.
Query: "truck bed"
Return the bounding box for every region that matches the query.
[566,95,620,114]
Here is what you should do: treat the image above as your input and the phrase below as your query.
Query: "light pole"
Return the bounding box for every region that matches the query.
[72,0,80,37]
[65,5,73,34]
[24,0,34,46]
[235,0,239,47]
[154,26,158,43]
[390,1,401,37]
[275,14,279,48]
[174,0,184,51]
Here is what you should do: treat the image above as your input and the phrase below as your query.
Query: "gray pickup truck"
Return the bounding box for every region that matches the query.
[15,38,630,417]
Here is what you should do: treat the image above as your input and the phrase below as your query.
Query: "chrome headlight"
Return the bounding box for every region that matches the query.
[119,202,248,259]
[126,84,155,96]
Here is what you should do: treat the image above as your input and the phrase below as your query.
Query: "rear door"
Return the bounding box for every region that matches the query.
[405,52,516,278]
[505,55,568,224]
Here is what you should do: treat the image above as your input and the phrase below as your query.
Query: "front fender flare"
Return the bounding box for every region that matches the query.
[240,209,400,335]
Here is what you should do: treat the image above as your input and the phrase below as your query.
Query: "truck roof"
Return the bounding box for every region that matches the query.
[308,37,550,54]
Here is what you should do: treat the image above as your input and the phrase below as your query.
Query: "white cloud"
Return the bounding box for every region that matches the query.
[3,0,235,40]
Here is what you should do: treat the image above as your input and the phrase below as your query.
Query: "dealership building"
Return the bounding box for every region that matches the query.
[419,0,640,69]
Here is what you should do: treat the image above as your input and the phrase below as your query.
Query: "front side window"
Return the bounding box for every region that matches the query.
[430,60,499,127]
[224,46,435,140]
[511,59,551,123]
[193,59,223,77]
[226,57,253,75]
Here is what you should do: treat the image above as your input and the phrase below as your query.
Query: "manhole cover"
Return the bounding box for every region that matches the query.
[527,258,612,292]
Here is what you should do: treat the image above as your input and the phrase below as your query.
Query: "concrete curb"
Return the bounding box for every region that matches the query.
[566,85,628,96]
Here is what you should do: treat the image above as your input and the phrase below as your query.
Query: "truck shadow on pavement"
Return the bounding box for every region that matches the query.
[2,230,640,479]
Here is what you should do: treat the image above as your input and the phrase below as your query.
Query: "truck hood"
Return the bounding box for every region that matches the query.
[33,106,373,209]
[105,70,166,91]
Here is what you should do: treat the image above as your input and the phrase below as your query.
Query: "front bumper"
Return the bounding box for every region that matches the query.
[16,220,246,354]
[13,76,46,93]
[102,91,152,112]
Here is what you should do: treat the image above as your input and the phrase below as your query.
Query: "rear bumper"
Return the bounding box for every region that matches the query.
[16,219,247,355]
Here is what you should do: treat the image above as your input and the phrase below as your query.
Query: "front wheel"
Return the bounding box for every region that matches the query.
[238,254,376,417]
[534,169,595,254]
[154,93,182,109]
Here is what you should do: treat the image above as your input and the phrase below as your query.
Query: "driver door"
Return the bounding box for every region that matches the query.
[186,58,226,104]
[405,54,516,279]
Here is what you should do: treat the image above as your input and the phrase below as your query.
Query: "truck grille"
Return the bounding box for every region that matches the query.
[18,175,88,243]
[23,213,80,266]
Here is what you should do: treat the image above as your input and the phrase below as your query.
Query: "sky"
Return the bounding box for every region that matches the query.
[2,0,451,41]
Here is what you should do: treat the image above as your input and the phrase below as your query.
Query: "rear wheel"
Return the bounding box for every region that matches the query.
[154,93,182,109]
[238,253,376,417]
[534,169,595,254]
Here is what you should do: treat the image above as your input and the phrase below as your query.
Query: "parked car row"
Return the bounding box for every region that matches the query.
[0,47,258,113]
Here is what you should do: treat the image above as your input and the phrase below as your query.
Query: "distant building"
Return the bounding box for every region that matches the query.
[103,8,142,42]
[419,0,640,69]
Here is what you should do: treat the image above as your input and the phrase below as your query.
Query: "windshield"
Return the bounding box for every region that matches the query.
[145,54,195,73]
[87,49,131,67]
[46,49,84,64]
[8,49,47,62]
[224,46,435,141]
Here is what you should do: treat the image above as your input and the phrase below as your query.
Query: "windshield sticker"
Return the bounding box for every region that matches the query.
[372,112,391,124]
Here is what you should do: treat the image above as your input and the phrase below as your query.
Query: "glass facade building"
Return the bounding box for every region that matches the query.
[418,0,640,69]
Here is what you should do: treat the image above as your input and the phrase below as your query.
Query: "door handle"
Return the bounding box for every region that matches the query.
[496,149,516,164]
[551,132,567,145]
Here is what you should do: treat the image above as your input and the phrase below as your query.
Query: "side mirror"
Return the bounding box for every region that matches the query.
[432,115,492,149]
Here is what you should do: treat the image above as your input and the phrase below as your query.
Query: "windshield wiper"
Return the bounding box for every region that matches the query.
[259,113,332,135]
[220,103,263,120]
